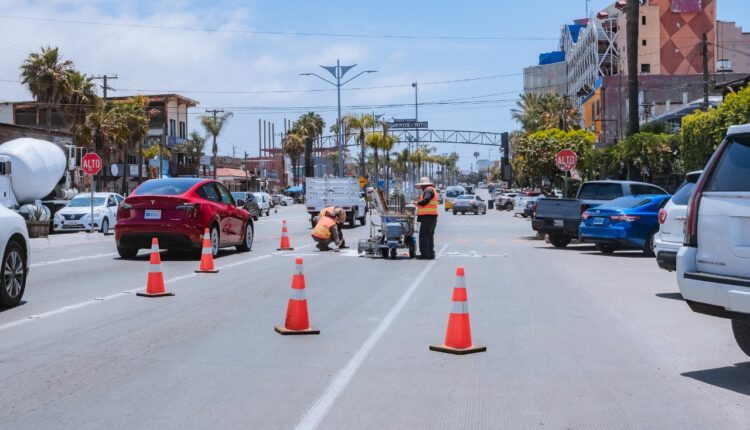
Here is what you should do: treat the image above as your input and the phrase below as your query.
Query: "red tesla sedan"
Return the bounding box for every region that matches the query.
[115,178,254,259]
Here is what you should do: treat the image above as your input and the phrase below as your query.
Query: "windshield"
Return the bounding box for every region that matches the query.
[68,197,105,207]
[446,189,463,198]
[706,135,750,192]
[456,195,474,200]
[671,180,697,206]
[133,178,200,196]
[578,183,624,200]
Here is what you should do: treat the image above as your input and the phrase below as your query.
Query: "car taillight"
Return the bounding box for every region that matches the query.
[658,209,668,224]
[120,202,132,210]
[470,201,476,206]
[610,214,640,222]
[582,211,591,220]
[176,203,200,218]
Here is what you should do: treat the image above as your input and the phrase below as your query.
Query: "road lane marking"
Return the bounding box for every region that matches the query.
[30,252,118,268]
[0,253,274,333]
[294,243,450,430]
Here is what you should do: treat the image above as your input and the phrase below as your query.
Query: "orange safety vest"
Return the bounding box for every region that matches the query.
[416,186,439,216]
[312,216,337,239]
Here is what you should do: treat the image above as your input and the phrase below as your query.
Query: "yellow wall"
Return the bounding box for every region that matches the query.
[581,88,603,139]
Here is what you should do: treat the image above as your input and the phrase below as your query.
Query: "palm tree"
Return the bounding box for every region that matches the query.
[200,112,234,179]
[114,96,149,195]
[295,112,326,176]
[186,130,207,156]
[60,70,97,145]
[282,131,305,185]
[20,46,74,139]
[341,113,375,179]
[511,92,546,133]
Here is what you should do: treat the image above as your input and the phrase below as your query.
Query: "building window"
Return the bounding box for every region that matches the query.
[179,121,186,139]
[642,39,647,46]
[169,119,176,136]
[641,63,651,74]
[642,16,646,25]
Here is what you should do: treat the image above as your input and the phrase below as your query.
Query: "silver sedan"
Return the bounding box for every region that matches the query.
[451,194,487,215]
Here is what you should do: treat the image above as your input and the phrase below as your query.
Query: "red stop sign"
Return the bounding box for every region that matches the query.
[81,152,103,175]
[555,149,577,172]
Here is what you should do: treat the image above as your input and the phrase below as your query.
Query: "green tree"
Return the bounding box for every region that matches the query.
[282,131,305,185]
[612,132,674,181]
[341,113,375,178]
[513,128,596,188]
[112,96,149,194]
[511,92,579,133]
[60,70,97,146]
[200,112,234,179]
[20,46,74,139]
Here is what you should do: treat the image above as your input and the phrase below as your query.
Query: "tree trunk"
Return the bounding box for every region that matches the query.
[122,147,129,196]
[373,148,379,189]
[46,103,52,141]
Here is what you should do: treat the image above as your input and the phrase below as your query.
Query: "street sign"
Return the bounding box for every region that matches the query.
[388,121,428,129]
[81,152,103,175]
[555,149,577,172]
[359,176,367,188]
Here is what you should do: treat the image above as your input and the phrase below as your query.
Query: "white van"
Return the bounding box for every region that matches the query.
[677,124,750,356]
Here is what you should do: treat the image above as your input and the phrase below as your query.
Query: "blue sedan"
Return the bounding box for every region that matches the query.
[579,194,671,256]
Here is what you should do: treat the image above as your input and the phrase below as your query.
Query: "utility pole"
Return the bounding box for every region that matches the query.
[626,0,640,181]
[91,74,118,190]
[701,32,710,109]
[244,151,249,191]
[206,108,224,180]
[412,82,419,197]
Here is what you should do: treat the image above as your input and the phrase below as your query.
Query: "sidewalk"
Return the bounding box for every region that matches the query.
[31,231,114,251]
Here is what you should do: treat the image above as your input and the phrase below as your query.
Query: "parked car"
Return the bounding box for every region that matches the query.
[444,186,466,212]
[115,178,254,259]
[0,203,30,308]
[452,194,487,215]
[231,191,260,221]
[496,193,518,211]
[53,192,124,234]
[523,199,538,218]
[533,180,669,248]
[654,171,702,271]
[579,194,671,255]
[270,194,282,207]
[677,124,750,357]
[273,194,294,206]
[252,192,272,216]
[513,193,541,217]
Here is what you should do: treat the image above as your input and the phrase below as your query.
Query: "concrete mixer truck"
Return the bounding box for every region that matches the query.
[0,138,82,220]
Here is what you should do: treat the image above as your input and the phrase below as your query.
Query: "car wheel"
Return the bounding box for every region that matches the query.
[210,226,220,257]
[452,210,457,215]
[236,222,254,252]
[266,209,271,216]
[548,234,571,248]
[595,243,617,254]
[0,240,26,308]
[390,248,397,260]
[643,233,656,257]
[348,213,355,228]
[732,320,750,357]
[100,218,109,235]
[380,248,389,259]
[358,215,367,226]
[117,245,138,259]
[474,209,479,215]
[505,203,513,211]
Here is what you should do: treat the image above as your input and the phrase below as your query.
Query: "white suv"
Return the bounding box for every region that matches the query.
[677,124,750,356]
[655,171,702,271]
[0,203,30,308]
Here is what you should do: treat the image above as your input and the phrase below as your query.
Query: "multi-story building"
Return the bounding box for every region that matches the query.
[523,51,567,95]
[615,0,716,76]
[716,20,750,73]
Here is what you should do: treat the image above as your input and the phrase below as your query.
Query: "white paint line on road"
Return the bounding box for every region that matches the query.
[30,252,118,268]
[0,253,274,333]
[294,243,450,430]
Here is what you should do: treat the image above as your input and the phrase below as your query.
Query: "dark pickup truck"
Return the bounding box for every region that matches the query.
[532,181,668,248]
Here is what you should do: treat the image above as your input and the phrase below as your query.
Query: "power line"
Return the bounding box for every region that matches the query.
[0,14,557,41]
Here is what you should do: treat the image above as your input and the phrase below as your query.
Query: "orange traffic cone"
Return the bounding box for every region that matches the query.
[277,219,294,251]
[275,258,319,335]
[195,228,219,273]
[137,238,174,298]
[430,267,485,355]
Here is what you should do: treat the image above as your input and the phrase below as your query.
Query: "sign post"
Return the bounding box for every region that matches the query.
[555,149,577,198]
[81,153,103,233]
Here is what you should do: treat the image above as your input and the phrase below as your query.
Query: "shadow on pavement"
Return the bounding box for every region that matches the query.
[581,251,650,259]
[0,301,26,313]
[682,362,750,396]
[656,292,684,301]
[113,249,234,262]
[535,245,597,252]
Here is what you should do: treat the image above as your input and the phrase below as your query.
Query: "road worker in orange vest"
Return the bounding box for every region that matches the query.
[315,206,349,249]
[311,212,343,251]
[412,176,438,260]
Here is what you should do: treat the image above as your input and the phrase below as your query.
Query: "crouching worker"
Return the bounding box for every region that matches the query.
[311,212,342,251]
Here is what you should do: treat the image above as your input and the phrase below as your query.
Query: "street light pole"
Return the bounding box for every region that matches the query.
[300,62,376,177]
[412,82,419,197]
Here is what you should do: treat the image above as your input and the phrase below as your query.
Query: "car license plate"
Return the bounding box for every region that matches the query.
[144,210,161,220]
[554,219,563,227]
[593,217,605,225]
[63,220,78,225]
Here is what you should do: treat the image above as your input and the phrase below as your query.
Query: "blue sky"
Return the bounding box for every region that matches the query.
[1,0,748,168]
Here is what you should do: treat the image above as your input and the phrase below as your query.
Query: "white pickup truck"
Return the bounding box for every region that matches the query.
[305,177,367,228]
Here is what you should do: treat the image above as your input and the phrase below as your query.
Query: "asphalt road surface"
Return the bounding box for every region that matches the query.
[2,196,750,429]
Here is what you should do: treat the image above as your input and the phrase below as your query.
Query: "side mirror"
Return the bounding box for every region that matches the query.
[236,199,245,207]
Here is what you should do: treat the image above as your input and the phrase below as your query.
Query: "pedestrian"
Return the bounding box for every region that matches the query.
[319,206,349,249]
[413,176,438,260]
[311,213,343,251]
